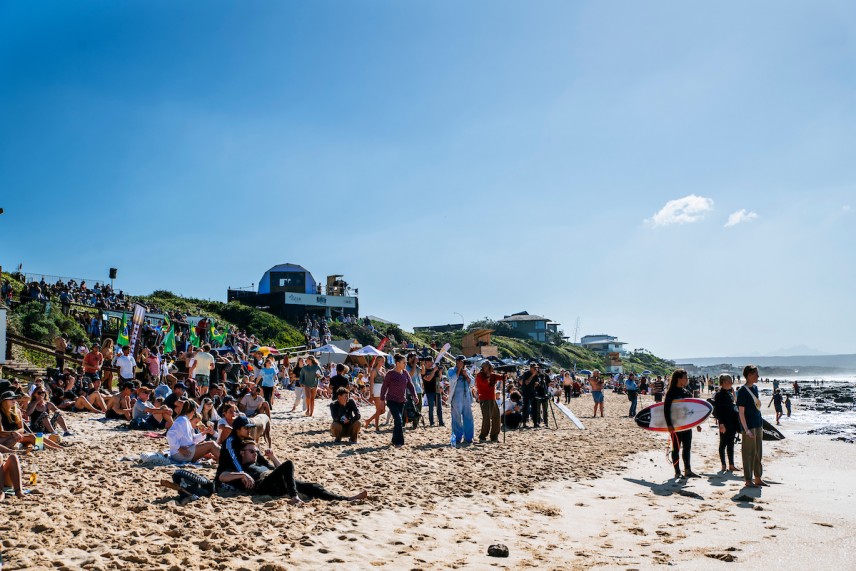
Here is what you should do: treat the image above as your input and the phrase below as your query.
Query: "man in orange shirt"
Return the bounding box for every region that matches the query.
[475,361,506,442]
[82,342,104,386]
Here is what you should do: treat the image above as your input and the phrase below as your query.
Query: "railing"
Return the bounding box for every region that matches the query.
[22,273,108,287]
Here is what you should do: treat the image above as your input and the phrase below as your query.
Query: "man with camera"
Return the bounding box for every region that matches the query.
[475,361,506,442]
[329,388,361,442]
[519,362,543,428]
[447,355,475,447]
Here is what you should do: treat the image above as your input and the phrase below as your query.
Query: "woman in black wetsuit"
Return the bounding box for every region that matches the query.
[713,374,739,473]
[664,369,701,479]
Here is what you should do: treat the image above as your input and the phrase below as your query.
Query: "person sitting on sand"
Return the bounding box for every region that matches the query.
[502,391,523,429]
[198,398,220,436]
[132,386,174,430]
[26,387,72,436]
[105,383,134,420]
[166,400,220,463]
[0,451,24,500]
[0,391,63,450]
[239,385,271,418]
[163,382,187,416]
[216,403,239,445]
[217,435,367,502]
[329,388,361,443]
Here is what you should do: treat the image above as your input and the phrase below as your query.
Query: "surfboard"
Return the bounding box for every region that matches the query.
[555,402,585,430]
[761,418,785,441]
[433,343,452,366]
[635,398,713,432]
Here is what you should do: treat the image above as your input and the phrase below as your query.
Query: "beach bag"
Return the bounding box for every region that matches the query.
[403,397,420,424]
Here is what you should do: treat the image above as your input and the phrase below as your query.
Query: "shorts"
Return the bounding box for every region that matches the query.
[592,391,604,404]
[146,416,167,430]
[373,383,382,398]
[171,445,196,463]
[195,375,210,387]
[105,408,125,420]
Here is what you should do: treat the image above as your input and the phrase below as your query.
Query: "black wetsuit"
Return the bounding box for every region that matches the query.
[713,388,739,467]
[664,385,693,476]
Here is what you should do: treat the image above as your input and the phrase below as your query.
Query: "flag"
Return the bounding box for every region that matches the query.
[210,323,227,347]
[189,322,200,348]
[116,312,130,347]
[162,316,176,353]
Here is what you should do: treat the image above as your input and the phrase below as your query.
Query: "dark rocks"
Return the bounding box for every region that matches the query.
[487,544,509,558]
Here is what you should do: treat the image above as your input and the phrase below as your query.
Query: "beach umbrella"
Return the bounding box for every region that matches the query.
[313,343,348,366]
[348,345,387,357]
[642,370,652,375]
[578,369,593,376]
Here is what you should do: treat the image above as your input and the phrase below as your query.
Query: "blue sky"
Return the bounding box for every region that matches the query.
[1,1,854,358]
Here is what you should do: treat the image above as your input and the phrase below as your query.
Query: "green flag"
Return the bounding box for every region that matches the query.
[117,312,130,347]
[162,316,176,353]
[210,323,227,347]
[189,322,200,348]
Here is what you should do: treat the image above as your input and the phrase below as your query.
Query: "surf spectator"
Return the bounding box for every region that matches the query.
[82,343,104,385]
[502,391,523,429]
[664,369,701,479]
[380,353,418,447]
[519,363,539,427]
[423,359,444,427]
[562,372,573,404]
[26,388,71,436]
[713,374,739,473]
[132,386,174,430]
[190,344,215,397]
[785,394,792,418]
[329,388,361,443]
[363,357,387,431]
[240,386,271,418]
[113,345,137,385]
[650,375,665,403]
[166,400,220,463]
[768,389,784,425]
[447,356,475,447]
[625,373,639,418]
[106,383,134,421]
[0,391,63,450]
[589,370,605,418]
[0,452,24,499]
[257,357,278,408]
[299,356,322,417]
[476,362,504,442]
[405,353,424,429]
[738,364,765,488]
[329,364,350,400]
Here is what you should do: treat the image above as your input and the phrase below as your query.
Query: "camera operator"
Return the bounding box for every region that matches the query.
[475,361,506,442]
[532,366,551,429]
[519,363,539,428]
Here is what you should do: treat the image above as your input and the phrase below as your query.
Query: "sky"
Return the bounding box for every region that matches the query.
[1,1,854,359]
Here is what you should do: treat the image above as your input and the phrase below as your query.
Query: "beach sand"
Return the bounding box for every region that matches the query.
[4,392,853,570]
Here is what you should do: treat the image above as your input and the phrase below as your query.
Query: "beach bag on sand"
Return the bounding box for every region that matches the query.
[403,397,420,425]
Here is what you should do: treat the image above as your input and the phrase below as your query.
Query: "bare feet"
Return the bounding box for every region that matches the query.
[754,479,769,487]
[288,496,304,505]
[348,491,368,501]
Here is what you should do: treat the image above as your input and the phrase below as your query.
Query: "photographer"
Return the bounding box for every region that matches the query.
[532,367,550,428]
[447,356,475,447]
[329,388,361,443]
[475,361,505,442]
[519,363,539,428]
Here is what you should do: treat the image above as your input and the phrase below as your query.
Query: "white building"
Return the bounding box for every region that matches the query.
[580,334,628,356]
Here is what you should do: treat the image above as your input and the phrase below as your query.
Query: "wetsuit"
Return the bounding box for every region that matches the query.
[664,385,693,476]
[713,388,739,467]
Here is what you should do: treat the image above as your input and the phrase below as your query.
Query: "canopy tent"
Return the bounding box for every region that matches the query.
[349,345,388,357]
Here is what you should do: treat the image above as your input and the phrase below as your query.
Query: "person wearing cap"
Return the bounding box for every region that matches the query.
[519,363,540,428]
[447,356,475,447]
[380,354,418,447]
[132,386,174,430]
[215,413,257,488]
[475,362,506,442]
[166,399,220,463]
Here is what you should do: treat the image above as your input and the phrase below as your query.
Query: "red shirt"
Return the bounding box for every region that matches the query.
[475,372,503,401]
[83,351,104,373]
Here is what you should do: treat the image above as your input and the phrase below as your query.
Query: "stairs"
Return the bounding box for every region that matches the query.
[1,359,48,380]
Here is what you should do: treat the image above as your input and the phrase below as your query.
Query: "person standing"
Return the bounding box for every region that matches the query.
[738,364,766,488]
[299,356,322,417]
[665,369,701,479]
[405,353,424,429]
[589,370,605,418]
[380,354,417,447]
[562,372,573,404]
[519,363,539,427]
[785,394,792,418]
[329,364,350,400]
[422,358,444,427]
[713,374,739,472]
[258,357,278,409]
[625,373,639,418]
[113,345,137,384]
[475,361,505,442]
[189,344,215,397]
[650,375,665,403]
[447,356,475,447]
[768,389,784,425]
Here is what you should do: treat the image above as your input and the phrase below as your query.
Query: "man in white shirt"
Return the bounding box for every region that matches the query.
[113,345,137,383]
[190,344,216,396]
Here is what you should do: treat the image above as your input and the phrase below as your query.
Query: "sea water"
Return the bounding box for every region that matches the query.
[758,376,856,442]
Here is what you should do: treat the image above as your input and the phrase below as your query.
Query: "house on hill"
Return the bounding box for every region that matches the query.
[500,311,560,342]
[580,334,628,356]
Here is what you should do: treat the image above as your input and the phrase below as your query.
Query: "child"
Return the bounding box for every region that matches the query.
[785,394,792,418]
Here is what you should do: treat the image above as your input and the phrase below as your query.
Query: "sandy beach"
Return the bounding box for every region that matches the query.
[4,391,854,570]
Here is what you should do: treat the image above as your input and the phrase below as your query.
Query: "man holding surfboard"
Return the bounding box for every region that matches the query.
[738,364,766,488]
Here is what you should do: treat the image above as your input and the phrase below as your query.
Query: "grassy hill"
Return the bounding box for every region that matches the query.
[4,271,675,375]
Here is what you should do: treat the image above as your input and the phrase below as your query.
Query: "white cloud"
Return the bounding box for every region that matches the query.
[646,194,714,227]
[724,209,759,227]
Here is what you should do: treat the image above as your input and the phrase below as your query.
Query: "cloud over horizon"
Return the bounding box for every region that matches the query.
[725,209,759,227]
[646,195,714,227]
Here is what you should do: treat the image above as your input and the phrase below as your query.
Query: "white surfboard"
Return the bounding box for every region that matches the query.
[433,343,452,366]
[555,402,586,430]
[635,399,713,432]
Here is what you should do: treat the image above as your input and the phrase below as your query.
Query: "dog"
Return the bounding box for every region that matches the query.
[248,413,272,448]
